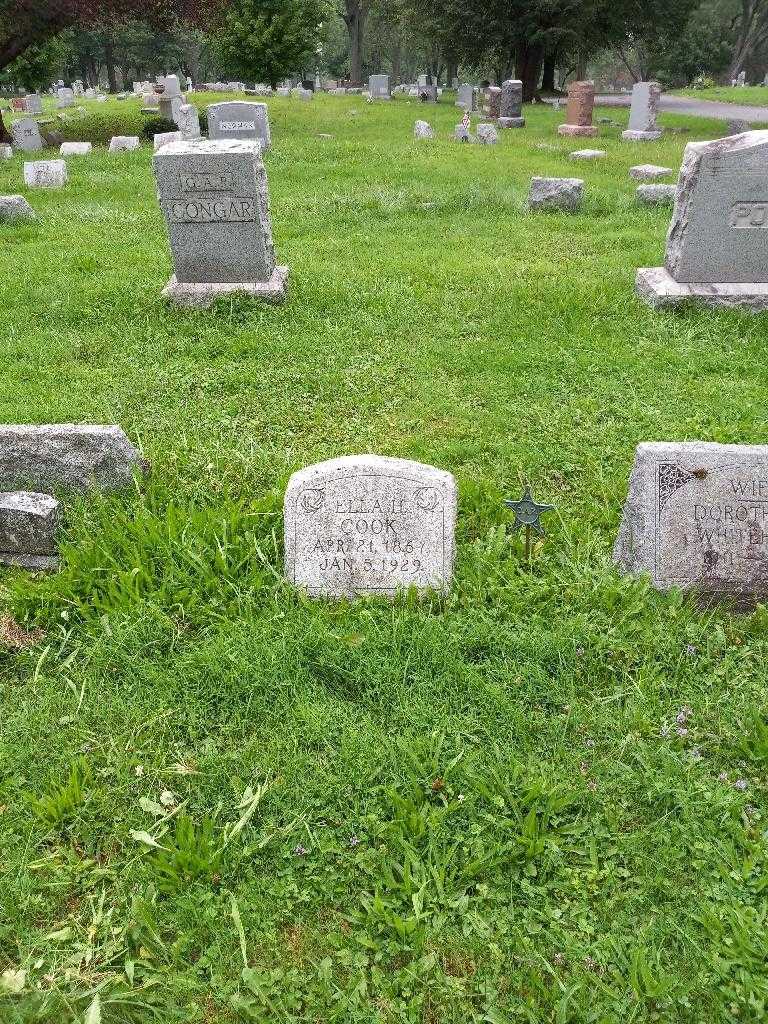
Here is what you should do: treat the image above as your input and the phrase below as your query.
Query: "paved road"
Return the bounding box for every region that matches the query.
[596,93,768,122]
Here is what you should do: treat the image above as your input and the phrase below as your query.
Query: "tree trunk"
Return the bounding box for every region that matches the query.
[0,109,10,144]
[342,1,369,86]
[392,35,402,85]
[541,54,557,92]
[446,57,457,86]
[104,31,117,93]
[515,41,544,102]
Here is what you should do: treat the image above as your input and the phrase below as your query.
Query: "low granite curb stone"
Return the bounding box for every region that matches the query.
[528,176,584,211]
[59,142,92,156]
[0,492,60,571]
[0,195,35,223]
[629,163,674,180]
[570,149,606,160]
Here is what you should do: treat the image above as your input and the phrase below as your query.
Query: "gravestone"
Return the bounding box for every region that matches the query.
[154,131,182,152]
[417,74,428,88]
[0,425,145,491]
[11,98,25,111]
[56,87,74,108]
[614,441,768,606]
[558,81,598,137]
[570,149,606,160]
[11,118,42,152]
[414,120,434,139]
[24,94,42,114]
[476,123,498,144]
[629,163,673,180]
[737,71,746,87]
[481,86,501,119]
[636,131,768,309]
[109,135,140,152]
[0,492,60,571]
[0,195,35,223]
[498,79,525,128]
[528,176,584,211]
[0,144,13,159]
[622,81,663,141]
[177,103,201,139]
[419,85,438,102]
[369,74,390,99]
[636,184,676,206]
[23,160,67,188]
[153,139,288,308]
[208,101,271,151]
[284,455,457,598]
[456,84,476,111]
[60,142,92,156]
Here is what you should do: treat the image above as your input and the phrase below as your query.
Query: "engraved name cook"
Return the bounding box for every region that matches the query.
[655,459,768,591]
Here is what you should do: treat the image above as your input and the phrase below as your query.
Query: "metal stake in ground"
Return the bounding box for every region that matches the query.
[504,485,555,561]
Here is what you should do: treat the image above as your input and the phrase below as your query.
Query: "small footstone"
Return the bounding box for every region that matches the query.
[59,142,92,156]
[0,195,35,223]
[454,125,476,143]
[153,131,182,152]
[109,136,140,152]
[476,123,498,144]
[629,163,673,180]
[0,492,60,570]
[614,441,768,607]
[570,149,606,160]
[414,120,434,139]
[528,176,584,211]
[23,160,67,188]
[0,144,12,159]
[636,184,676,206]
[284,455,457,599]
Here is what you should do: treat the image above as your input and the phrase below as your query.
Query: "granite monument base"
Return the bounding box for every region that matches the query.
[498,116,525,128]
[558,124,598,137]
[0,552,60,571]
[636,267,768,311]
[163,266,289,309]
[622,129,663,142]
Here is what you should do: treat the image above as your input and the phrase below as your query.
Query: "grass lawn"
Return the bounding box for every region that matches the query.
[676,84,768,106]
[2,93,768,1023]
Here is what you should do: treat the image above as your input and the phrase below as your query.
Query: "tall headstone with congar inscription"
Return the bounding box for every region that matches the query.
[636,131,768,309]
[558,81,598,137]
[622,81,663,141]
[153,139,288,307]
[284,455,457,599]
[208,101,271,151]
[615,441,768,607]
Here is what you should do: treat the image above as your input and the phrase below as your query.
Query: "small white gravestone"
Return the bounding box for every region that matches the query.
[284,455,457,598]
[636,131,768,309]
[59,142,92,156]
[622,81,663,141]
[629,163,673,180]
[109,136,140,152]
[23,160,67,188]
[414,120,434,140]
[614,441,768,606]
[0,144,12,159]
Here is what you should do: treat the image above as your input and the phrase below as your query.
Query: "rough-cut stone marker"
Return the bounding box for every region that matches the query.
[636,184,676,206]
[109,136,140,152]
[177,104,201,140]
[0,144,12,159]
[11,118,42,152]
[59,141,92,156]
[284,455,457,599]
[570,149,606,160]
[154,139,287,308]
[414,120,434,139]
[558,81,598,137]
[528,176,584,211]
[0,195,35,223]
[622,81,663,141]
[476,123,498,144]
[23,160,67,188]
[0,492,60,570]
[498,79,525,128]
[208,101,271,150]
[636,131,768,310]
[153,131,182,152]
[629,163,673,180]
[0,425,146,492]
[614,441,768,607]
[24,94,42,114]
